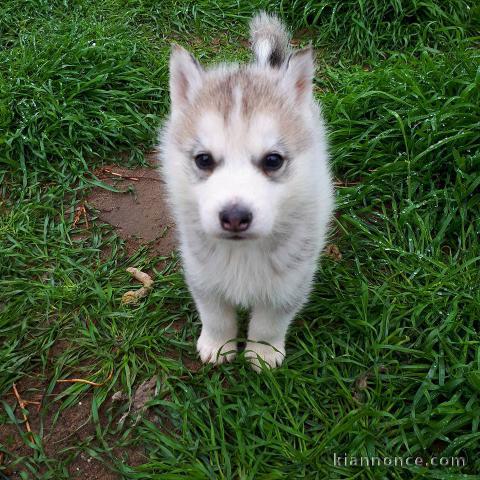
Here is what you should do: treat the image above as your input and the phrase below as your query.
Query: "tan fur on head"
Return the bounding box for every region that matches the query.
[173,68,313,156]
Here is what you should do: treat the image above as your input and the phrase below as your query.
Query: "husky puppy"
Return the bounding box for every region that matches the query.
[159,12,333,370]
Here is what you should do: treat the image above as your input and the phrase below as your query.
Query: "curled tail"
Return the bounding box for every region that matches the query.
[249,12,290,68]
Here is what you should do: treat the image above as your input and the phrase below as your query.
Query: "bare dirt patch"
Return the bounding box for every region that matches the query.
[87,157,176,257]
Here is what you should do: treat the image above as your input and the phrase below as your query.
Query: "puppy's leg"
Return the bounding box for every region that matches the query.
[195,293,237,364]
[245,304,297,371]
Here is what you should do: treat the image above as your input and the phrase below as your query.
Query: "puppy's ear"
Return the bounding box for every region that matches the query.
[283,46,315,104]
[169,44,203,110]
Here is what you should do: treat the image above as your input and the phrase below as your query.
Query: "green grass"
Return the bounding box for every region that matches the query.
[148,0,479,58]
[1,0,479,478]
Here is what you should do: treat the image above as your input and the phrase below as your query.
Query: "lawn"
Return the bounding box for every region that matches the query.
[1,1,479,478]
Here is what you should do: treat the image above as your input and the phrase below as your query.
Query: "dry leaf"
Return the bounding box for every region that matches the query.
[122,267,154,304]
[325,244,342,261]
[117,376,158,426]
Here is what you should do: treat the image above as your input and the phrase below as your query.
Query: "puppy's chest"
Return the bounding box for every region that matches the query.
[188,242,300,305]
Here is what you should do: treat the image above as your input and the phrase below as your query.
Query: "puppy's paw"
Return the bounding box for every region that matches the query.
[197,332,237,365]
[245,342,285,372]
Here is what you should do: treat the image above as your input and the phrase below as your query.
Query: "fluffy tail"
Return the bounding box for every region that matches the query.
[249,12,290,68]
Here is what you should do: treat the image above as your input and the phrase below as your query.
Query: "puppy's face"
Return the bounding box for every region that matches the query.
[166,46,315,241]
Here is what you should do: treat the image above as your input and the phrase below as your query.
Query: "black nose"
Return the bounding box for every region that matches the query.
[219,205,253,232]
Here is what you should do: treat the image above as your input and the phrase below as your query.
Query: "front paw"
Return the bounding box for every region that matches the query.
[197,331,237,365]
[245,341,285,372]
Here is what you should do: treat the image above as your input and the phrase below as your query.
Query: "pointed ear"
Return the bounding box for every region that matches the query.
[283,46,315,104]
[169,44,203,110]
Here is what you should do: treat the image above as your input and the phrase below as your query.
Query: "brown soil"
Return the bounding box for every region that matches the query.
[87,155,177,257]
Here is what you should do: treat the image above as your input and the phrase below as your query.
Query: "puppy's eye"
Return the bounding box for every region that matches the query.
[194,153,215,170]
[261,153,284,173]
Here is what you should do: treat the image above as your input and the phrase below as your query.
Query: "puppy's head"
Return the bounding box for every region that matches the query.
[164,45,317,241]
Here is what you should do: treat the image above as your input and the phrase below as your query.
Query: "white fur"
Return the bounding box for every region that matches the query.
[158,14,334,371]
[255,39,273,66]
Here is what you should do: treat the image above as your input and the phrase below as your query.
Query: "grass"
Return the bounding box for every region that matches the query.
[149,0,479,58]
[1,0,479,478]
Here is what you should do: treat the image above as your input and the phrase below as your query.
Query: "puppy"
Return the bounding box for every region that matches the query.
[159,12,334,370]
